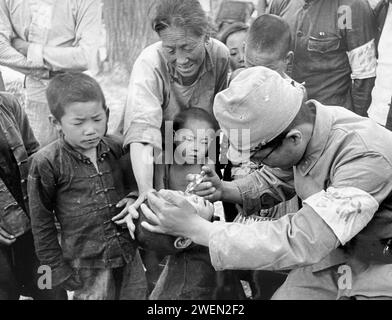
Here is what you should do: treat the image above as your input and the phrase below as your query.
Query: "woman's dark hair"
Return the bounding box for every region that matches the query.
[217,22,249,45]
[173,108,219,132]
[150,0,209,37]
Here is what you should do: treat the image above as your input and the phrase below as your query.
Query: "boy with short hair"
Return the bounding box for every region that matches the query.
[245,14,293,78]
[28,72,147,300]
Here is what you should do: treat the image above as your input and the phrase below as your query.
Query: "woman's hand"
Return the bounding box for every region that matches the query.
[113,191,153,239]
[186,166,224,202]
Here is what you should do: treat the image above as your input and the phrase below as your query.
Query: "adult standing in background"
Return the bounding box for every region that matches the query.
[0,0,102,146]
[368,0,392,130]
[269,0,377,116]
[114,0,229,293]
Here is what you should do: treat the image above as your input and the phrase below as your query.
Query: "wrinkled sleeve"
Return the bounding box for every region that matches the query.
[267,0,289,15]
[38,0,102,71]
[209,152,391,272]
[232,166,296,215]
[123,49,165,150]
[0,0,48,77]
[28,155,73,287]
[209,205,340,271]
[344,0,377,116]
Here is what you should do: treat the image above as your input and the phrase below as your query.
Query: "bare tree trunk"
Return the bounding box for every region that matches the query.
[102,0,158,83]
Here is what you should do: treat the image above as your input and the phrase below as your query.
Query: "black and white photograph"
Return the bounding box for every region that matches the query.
[0,0,391,308]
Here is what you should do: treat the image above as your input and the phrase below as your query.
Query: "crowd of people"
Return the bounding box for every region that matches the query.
[0,0,391,300]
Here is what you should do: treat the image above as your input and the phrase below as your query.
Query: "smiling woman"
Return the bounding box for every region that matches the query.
[120,0,229,197]
[116,0,230,294]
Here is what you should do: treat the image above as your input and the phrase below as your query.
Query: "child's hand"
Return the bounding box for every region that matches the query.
[113,196,139,240]
[113,191,153,239]
[186,166,223,202]
[0,226,16,246]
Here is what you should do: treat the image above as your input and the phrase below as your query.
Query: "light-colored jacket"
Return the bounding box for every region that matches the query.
[209,101,392,298]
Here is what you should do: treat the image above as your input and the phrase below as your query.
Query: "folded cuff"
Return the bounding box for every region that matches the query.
[123,122,162,151]
[232,178,262,215]
[51,262,74,287]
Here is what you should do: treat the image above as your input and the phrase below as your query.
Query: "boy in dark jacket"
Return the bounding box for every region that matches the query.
[28,73,147,300]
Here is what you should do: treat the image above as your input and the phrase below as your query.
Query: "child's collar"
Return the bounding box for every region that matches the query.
[60,136,110,162]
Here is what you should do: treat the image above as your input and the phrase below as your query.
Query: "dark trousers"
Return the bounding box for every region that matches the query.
[0,231,66,300]
[72,250,147,300]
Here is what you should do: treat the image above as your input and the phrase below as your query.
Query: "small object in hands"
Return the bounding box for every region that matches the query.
[134,191,215,254]
[134,200,191,256]
[383,239,392,257]
[185,172,205,194]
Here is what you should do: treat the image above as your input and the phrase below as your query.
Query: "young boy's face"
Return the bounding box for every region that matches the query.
[57,100,107,154]
[174,119,216,165]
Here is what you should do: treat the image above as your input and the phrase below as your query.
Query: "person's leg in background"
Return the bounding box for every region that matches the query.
[139,248,166,296]
[116,250,148,300]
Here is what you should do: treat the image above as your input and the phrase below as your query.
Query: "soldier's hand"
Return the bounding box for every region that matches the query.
[186,166,223,202]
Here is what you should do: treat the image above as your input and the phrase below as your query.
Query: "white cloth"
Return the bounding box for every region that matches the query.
[368,5,392,126]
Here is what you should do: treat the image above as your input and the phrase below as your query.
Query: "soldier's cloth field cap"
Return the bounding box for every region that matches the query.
[214,66,304,163]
